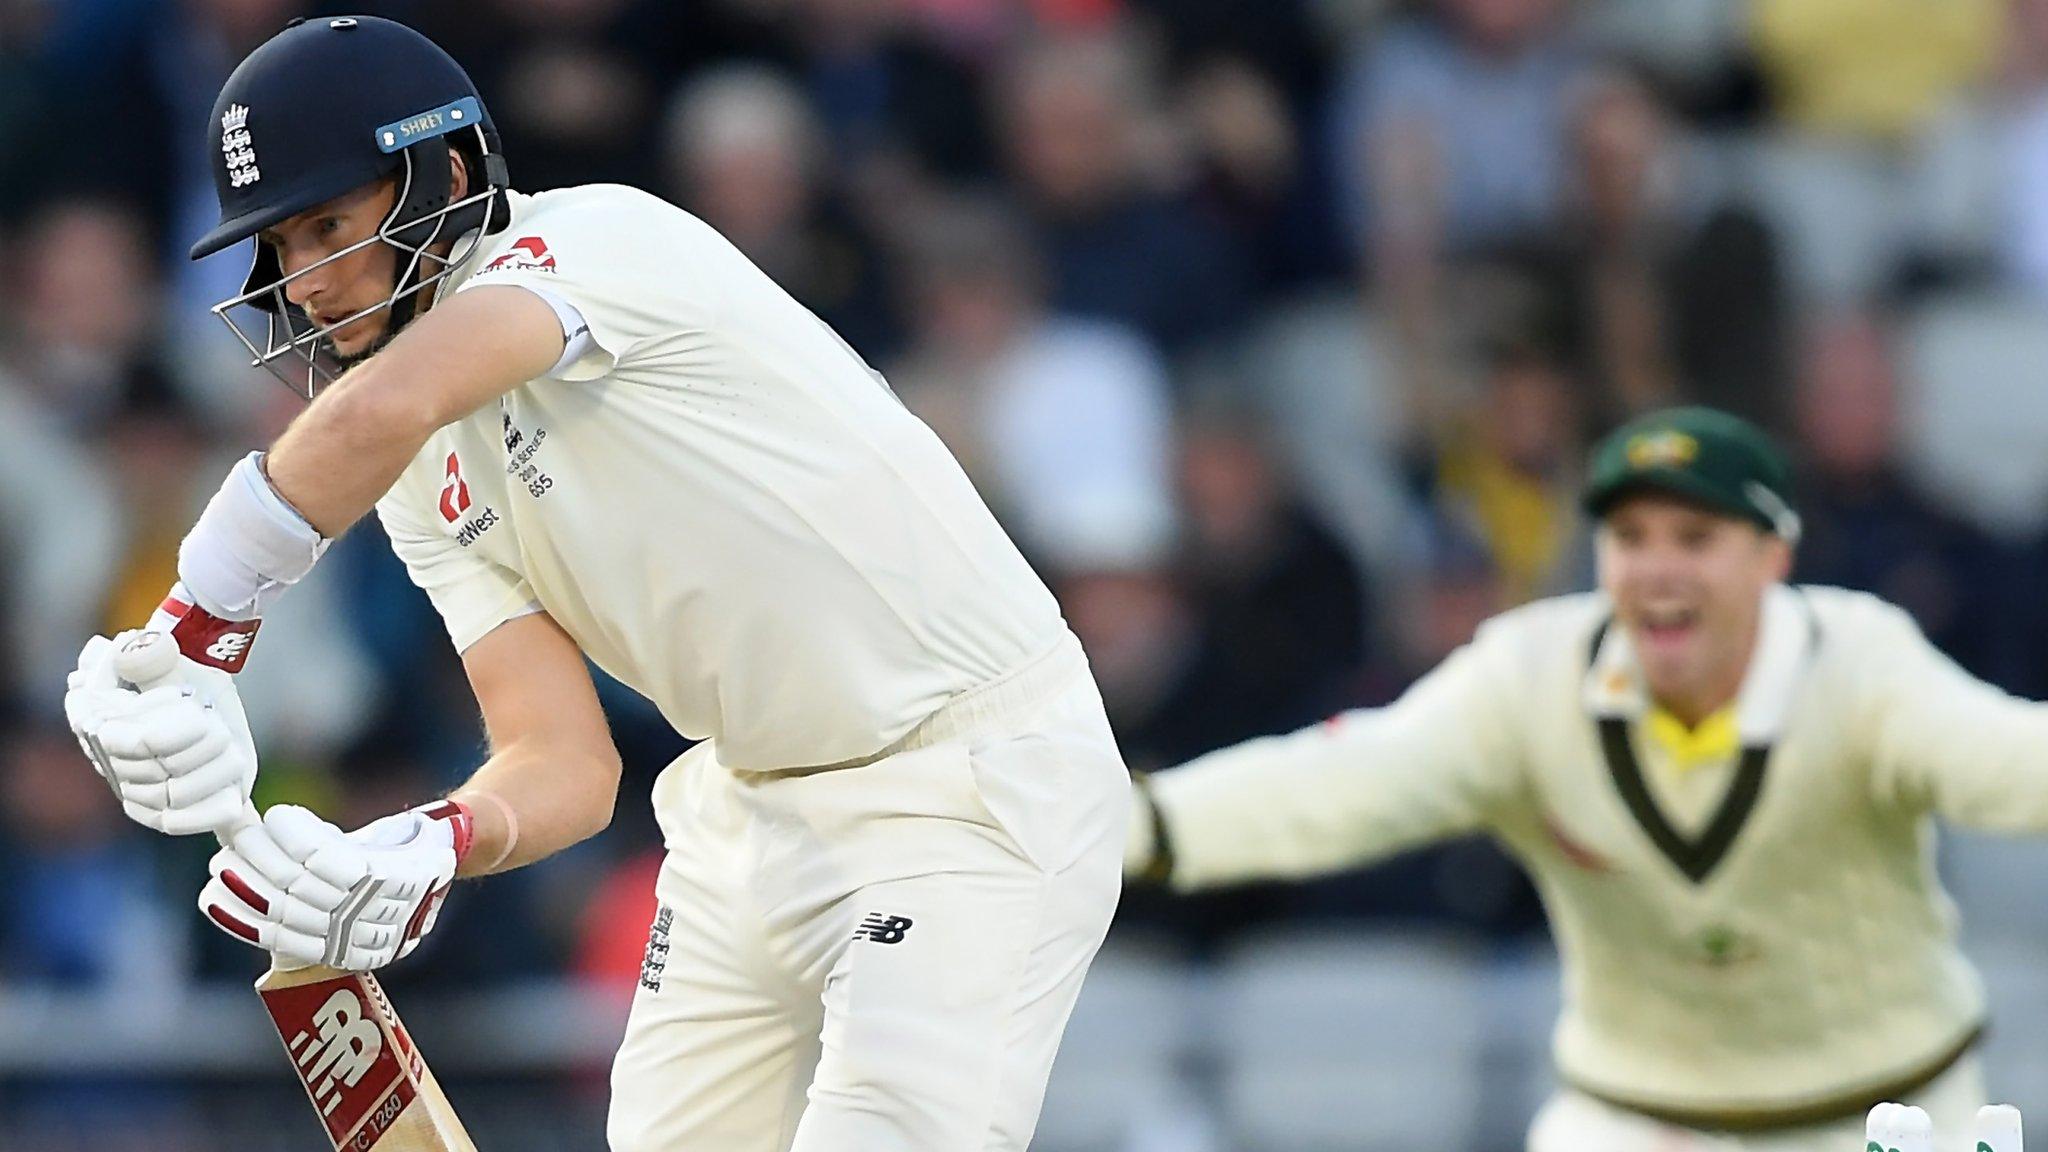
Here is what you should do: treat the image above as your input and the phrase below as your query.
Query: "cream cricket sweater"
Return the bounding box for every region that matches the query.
[1143,585,2045,1119]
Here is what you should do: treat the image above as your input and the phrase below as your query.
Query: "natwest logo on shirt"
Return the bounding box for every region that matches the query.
[479,236,557,275]
[439,452,472,523]
[438,451,502,548]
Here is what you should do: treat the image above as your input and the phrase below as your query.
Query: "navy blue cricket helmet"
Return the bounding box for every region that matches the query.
[192,15,511,392]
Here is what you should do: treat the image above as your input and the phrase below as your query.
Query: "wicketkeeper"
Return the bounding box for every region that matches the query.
[1129,407,2032,1151]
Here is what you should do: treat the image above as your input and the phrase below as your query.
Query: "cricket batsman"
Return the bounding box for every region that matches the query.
[59,16,1128,1151]
[1127,406,2032,1152]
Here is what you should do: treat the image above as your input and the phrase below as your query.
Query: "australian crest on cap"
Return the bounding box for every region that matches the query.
[1626,430,1698,471]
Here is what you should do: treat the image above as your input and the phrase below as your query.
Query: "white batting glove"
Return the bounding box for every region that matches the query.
[64,631,258,836]
[200,801,475,971]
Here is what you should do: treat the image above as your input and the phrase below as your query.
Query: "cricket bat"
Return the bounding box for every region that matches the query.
[256,963,478,1152]
[112,632,478,1151]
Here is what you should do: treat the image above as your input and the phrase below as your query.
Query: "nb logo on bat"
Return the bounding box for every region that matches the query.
[289,989,384,1118]
[852,914,913,945]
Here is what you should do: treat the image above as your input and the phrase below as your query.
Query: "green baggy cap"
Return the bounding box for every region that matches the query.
[1582,407,1800,540]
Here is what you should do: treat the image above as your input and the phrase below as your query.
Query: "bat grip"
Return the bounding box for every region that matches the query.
[110,629,182,692]
[216,801,263,847]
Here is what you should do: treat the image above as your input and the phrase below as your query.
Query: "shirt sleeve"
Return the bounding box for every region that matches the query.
[522,285,598,380]
[1864,599,2048,830]
[453,192,697,383]
[1146,618,1529,890]
[375,489,540,654]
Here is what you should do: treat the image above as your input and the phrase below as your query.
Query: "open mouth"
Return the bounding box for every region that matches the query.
[1636,605,1700,651]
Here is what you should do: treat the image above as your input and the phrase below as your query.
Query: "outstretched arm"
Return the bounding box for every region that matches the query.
[1132,626,1526,891]
[1866,602,2048,831]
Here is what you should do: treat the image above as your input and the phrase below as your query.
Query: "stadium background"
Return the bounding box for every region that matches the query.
[7,0,2048,1147]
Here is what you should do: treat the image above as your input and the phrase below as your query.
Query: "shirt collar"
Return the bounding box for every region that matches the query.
[442,189,533,295]
[1583,584,1815,745]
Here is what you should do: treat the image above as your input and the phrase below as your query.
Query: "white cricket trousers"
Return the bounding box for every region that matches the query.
[608,633,1129,1152]
[1528,1055,1987,1152]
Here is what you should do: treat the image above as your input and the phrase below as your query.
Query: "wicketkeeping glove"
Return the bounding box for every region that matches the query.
[200,800,475,971]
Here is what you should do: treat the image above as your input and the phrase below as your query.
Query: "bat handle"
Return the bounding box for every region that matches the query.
[216,801,263,847]
[110,629,182,692]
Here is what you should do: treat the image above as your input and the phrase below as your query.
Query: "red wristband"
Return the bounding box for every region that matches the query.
[153,592,262,673]
[415,799,476,869]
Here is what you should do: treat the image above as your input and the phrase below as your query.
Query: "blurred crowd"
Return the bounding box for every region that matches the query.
[8,0,2048,1016]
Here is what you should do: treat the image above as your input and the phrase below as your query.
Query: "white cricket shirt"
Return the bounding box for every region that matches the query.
[375,186,1066,771]
[1144,584,2046,1119]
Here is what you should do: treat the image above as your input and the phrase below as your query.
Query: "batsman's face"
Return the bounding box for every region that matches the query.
[1596,493,1791,713]
[260,179,402,360]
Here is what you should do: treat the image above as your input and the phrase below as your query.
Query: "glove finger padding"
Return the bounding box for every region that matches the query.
[264,805,375,894]
[144,789,257,838]
[104,749,172,785]
[104,728,236,796]
[208,843,335,937]
[198,871,270,947]
[225,816,353,911]
[197,872,327,966]
[199,861,337,969]
[66,626,264,841]
[200,803,464,973]
[90,693,252,836]
[89,689,211,760]
[159,748,249,807]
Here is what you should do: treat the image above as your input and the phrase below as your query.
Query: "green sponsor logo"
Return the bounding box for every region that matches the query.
[1695,924,1759,967]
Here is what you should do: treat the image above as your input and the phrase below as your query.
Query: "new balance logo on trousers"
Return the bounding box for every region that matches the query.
[852,914,913,944]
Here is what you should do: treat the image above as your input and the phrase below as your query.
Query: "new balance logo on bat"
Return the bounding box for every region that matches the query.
[289,989,383,1118]
[852,913,913,945]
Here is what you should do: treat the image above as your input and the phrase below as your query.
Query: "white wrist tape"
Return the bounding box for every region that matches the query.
[177,453,330,621]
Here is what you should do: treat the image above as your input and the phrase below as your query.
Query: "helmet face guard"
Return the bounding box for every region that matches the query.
[192,17,512,398]
[212,121,507,398]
